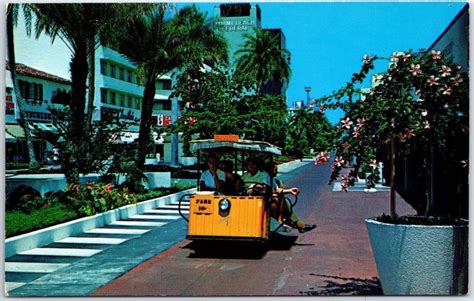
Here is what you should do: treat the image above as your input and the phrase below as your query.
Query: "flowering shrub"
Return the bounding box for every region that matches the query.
[319,50,468,218]
[63,183,138,216]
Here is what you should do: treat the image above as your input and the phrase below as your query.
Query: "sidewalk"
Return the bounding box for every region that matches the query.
[276,165,417,295]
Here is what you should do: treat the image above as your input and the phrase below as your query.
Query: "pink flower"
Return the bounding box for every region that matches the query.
[390,52,400,62]
[363,54,371,64]
[451,76,463,86]
[431,50,442,60]
[461,160,468,168]
[421,110,428,117]
[423,120,430,129]
[341,118,353,129]
[341,175,351,192]
[441,85,452,95]
[404,128,416,139]
[356,118,366,128]
[352,128,360,138]
[319,105,325,113]
[391,118,396,128]
[334,156,345,167]
[402,53,412,62]
[410,64,422,76]
[105,183,114,193]
[369,159,378,170]
[315,151,329,164]
[427,75,440,86]
[440,65,452,77]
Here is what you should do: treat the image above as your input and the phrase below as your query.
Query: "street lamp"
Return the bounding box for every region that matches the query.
[304,86,311,107]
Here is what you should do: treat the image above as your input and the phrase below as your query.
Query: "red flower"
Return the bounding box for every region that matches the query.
[440,65,452,77]
[334,156,345,167]
[404,128,416,139]
[441,85,452,95]
[105,183,114,193]
[369,159,378,170]
[451,76,463,86]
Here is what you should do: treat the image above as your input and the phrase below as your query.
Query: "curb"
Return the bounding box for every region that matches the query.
[5,188,196,258]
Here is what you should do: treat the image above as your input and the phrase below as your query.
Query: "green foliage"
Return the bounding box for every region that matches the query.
[319,50,468,218]
[61,183,138,216]
[6,162,30,170]
[234,28,291,93]
[286,108,335,158]
[5,204,78,238]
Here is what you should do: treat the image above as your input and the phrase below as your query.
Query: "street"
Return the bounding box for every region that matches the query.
[92,161,415,296]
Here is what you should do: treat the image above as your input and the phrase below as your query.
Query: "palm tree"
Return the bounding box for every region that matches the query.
[109,4,228,169]
[6,4,39,169]
[26,3,152,183]
[234,28,291,94]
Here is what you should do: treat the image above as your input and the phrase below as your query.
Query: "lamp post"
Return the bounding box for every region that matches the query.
[304,86,311,107]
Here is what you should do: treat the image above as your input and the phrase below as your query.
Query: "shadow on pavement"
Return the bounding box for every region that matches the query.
[299,274,383,296]
[183,234,298,259]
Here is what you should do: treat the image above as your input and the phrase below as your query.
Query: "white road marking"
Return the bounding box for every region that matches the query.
[147,209,189,214]
[85,228,150,235]
[56,237,127,245]
[19,248,102,257]
[110,221,167,227]
[5,262,69,273]
[131,214,180,220]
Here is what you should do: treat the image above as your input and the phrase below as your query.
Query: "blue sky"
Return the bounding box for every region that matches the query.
[14,1,467,124]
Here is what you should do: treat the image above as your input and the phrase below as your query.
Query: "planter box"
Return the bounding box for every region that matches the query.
[366,218,468,295]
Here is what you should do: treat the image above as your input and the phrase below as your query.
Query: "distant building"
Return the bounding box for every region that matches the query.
[5,63,71,163]
[215,3,288,99]
[427,4,468,70]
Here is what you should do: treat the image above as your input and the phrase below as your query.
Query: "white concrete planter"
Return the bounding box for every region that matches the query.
[365,218,468,295]
[179,156,197,166]
[145,158,159,165]
[144,172,171,189]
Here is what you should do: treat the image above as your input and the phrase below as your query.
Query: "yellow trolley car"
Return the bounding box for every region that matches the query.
[178,135,297,242]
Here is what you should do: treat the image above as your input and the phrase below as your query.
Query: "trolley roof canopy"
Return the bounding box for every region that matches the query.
[190,135,282,155]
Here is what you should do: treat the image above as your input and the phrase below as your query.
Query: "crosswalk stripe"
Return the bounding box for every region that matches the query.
[57,237,128,245]
[130,214,180,220]
[19,248,102,257]
[85,228,150,235]
[5,282,27,292]
[162,205,189,209]
[5,262,69,273]
[147,209,189,214]
[110,221,167,227]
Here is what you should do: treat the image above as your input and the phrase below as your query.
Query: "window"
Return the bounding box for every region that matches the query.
[101,88,107,103]
[19,80,43,101]
[127,95,133,108]
[159,79,172,90]
[162,101,171,110]
[110,65,116,78]
[110,91,116,104]
[100,60,107,75]
[119,68,125,80]
[120,94,126,107]
[127,70,133,83]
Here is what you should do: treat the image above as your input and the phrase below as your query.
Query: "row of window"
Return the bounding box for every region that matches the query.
[19,80,43,101]
[100,88,142,110]
[100,59,138,84]
[27,111,52,120]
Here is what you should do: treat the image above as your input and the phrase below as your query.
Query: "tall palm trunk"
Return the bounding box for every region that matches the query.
[136,78,156,169]
[7,5,39,169]
[66,42,89,184]
[85,42,96,139]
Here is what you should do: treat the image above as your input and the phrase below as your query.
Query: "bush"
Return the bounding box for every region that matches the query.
[6,185,43,213]
[5,204,78,238]
[6,162,30,170]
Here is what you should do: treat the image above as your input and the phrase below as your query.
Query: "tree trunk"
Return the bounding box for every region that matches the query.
[170,97,179,166]
[7,5,39,169]
[390,138,396,220]
[85,42,96,140]
[66,42,89,184]
[136,79,156,169]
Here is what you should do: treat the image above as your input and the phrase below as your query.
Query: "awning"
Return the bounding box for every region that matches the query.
[5,124,36,139]
[5,132,16,142]
[190,138,282,155]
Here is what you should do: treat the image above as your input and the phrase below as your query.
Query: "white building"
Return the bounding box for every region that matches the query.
[5,63,71,163]
[427,4,468,70]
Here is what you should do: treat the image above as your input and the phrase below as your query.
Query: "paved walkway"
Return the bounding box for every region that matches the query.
[92,163,416,296]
